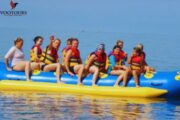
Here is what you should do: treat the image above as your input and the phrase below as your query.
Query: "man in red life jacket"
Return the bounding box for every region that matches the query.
[65,38,85,85]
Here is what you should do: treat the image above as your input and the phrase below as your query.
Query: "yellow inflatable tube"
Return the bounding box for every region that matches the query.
[0,80,167,98]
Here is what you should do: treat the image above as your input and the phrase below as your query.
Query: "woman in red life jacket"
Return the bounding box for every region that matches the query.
[123,47,143,87]
[62,38,73,66]
[85,44,107,86]
[136,43,155,73]
[65,38,85,85]
[30,36,43,62]
[40,38,63,84]
[116,40,128,63]
[107,45,127,87]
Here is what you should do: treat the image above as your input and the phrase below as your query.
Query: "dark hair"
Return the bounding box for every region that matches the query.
[72,38,79,43]
[14,37,23,45]
[67,38,73,45]
[133,47,141,55]
[113,45,121,51]
[33,36,43,44]
[116,40,124,45]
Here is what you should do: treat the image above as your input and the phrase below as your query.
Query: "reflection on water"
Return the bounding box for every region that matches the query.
[1,92,179,120]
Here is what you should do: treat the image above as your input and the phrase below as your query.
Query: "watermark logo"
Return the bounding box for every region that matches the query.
[10,0,18,9]
[0,0,27,16]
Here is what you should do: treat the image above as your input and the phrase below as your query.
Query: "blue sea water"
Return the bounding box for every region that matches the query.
[0,0,180,119]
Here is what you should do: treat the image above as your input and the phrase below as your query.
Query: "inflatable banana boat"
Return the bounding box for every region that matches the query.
[0,62,180,98]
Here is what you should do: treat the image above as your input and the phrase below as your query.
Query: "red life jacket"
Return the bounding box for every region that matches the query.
[62,46,71,53]
[108,51,122,65]
[119,50,127,60]
[30,45,42,62]
[140,51,146,59]
[69,47,81,67]
[130,55,143,70]
[91,51,107,68]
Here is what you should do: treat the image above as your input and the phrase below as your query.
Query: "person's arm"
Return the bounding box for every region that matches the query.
[85,54,96,70]
[33,47,39,62]
[4,47,16,71]
[127,54,133,64]
[4,58,12,71]
[48,35,54,49]
[65,50,74,76]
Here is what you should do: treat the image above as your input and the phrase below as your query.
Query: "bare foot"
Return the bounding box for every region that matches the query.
[114,84,119,87]
[92,84,98,87]
[122,84,126,87]
[57,81,65,84]
[27,79,32,82]
[78,83,83,86]
[136,85,140,88]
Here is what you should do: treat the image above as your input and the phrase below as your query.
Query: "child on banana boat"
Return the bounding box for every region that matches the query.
[5,37,39,81]
[116,40,128,63]
[123,47,143,87]
[30,36,43,63]
[107,45,127,87]
[136,43,155,73]
[85,44,108,86]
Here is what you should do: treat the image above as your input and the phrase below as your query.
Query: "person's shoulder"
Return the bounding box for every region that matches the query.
[9,46,16,51]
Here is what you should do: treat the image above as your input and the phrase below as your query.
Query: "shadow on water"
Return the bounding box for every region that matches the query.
[0,91,172,120]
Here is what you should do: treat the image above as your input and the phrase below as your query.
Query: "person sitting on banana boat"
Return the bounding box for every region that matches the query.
[64,38,85,85]
[116,40,128,64]
[39,37,63,84]
[123,47,143,87]
[85,44,108,86]
[30,36,43,63]
[136,43,155,73]
[62,38,73,66]
[107,45,127,87]
[5,37,39,81]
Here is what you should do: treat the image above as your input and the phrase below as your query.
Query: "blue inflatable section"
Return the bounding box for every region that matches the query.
[0,62,180,98]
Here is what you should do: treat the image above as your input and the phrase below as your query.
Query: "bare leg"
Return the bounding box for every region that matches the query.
[25,61,31,81]
[74,64,85,85]
[144,65,155,73]
[123,67,132,87]
[13,61,31,81]
[43,63,62,84]
[30,62,40,70]
[89,66,99,86]
[110,70,125,86]
[132,70,141,87]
